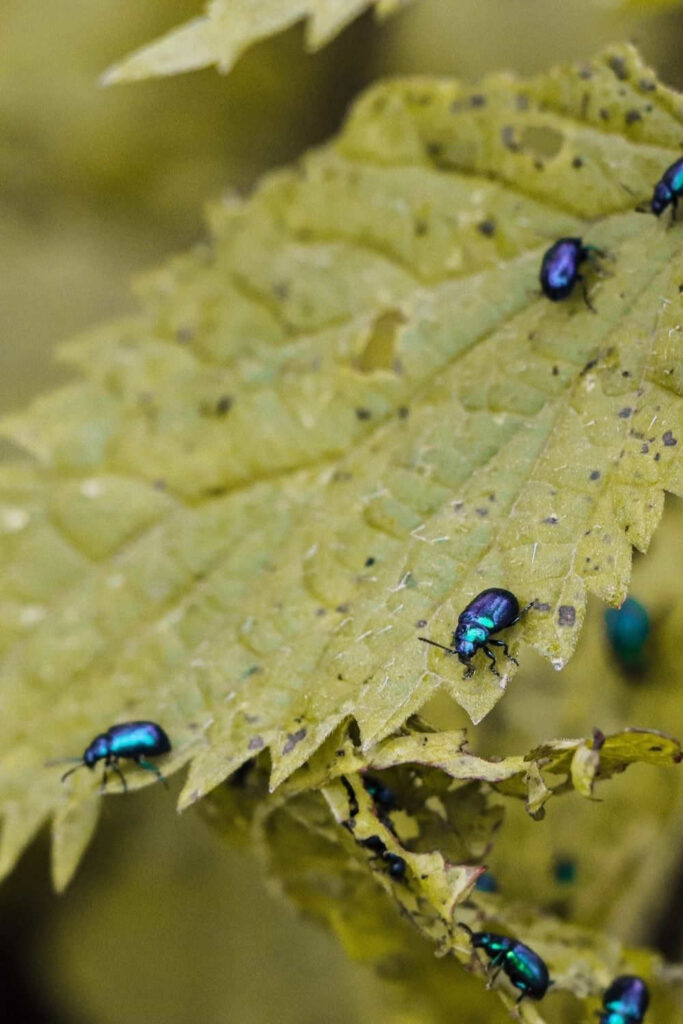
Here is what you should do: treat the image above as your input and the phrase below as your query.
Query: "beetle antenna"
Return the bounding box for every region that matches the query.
[458,922,474,938]
[418,637,457,655]
[45,756,82,767]
[60,762,86,783]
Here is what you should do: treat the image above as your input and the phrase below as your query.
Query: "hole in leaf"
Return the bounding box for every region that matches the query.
[519,125,564,159]
[357,309,406,372]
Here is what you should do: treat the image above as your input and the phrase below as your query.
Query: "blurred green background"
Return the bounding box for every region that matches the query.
[2,1,683,1020]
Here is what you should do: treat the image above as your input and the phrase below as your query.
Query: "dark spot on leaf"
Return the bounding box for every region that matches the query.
[639,79,656,91]
[622,370,631,378]
[153,479,166,490]
[475,507,489,517]
[662,430,677,446]
[572,156,584,169]
[488,493,496,502]
[469,94,486,107]
[336,604,350,613]
[316,607,327,616]
[608,56,628,81]
[272,281,289,300]
[248,736,264,751]
[398,406,410,419]
[282,728,306,755]
[599,108,610,120]
[543,515,558,524]
[414,219,428,236]
[552,365,559,376]
[558,605,576,627]
[625,109,642,125]
[216,395,233,416]
[618,407,632,419]
[534,602,551,613]
[641,444,650,454]
[590,470,601,480]
[477,219,496,237]
[654,452,661,462]
[501,125,519,151]
[515,94,529,110]
[581,357,599,375]
[356,407,372,420]
[650,746,663,752]
[176,326,194,343]
[578,66,593,80]
[365,556,376,567]
[426,141,443,158]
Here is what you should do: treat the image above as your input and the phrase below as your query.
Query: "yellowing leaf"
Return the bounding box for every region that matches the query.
[0,44,682,887]
[283,720,681,818]
[101,0,413,84]
[200,758,681,1022]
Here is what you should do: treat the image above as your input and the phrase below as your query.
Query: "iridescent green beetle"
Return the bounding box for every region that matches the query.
[460,923,551,1005]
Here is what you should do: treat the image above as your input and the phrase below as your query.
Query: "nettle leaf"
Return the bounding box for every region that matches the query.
[101,0,413,84]
[0,44,682,887]
[201,763,679,1022]
[282,720,682,820]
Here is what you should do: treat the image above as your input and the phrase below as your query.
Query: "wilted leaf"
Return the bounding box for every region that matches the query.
[102,0,413,84]
[0,44,682,887]
[200,761,683,1021]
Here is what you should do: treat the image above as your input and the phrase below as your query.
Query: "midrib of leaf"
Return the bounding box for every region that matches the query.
[0,45,681,888]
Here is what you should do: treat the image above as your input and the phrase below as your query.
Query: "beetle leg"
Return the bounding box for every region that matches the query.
[482,647,500,676]
[462,660,475,679]
[485,954,506,989]
[670,196,678,227]
[100,766,108,795]
[487,638,519,666]
[109,757,127,794]
[578,274,597,313]
[135,756,168,789]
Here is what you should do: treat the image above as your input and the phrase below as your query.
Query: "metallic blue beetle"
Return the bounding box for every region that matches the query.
[604,596,650,674]
[599,975,649,1024]
[540,237,606,311]
[475,871,498,893]
[61,721,171,793]
[357,834,407,881]
[362,774,396,813]
[419,588,523,678]
[460,924,551,1004]
[650,156,683,220]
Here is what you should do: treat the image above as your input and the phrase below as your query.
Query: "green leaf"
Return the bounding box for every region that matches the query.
[199,760,681,1021]
[101,0,413,84]
[1,43,682,887]
[282,719,682,818]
